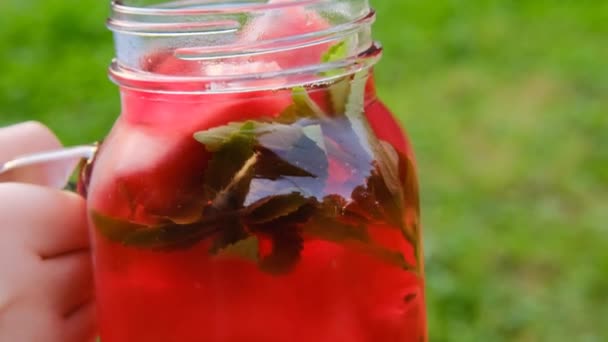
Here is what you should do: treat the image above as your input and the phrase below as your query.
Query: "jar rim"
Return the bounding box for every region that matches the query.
[107,0,381,94]
[111,0,330,16]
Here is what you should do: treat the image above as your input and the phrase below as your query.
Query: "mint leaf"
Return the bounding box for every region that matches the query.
[194,121,256,152]
[263,127,329,180]
[276,87,328,123]
[346,183,386,224]
[300,195,416,272]
[344,72,373,157]
[251,123,330,202]
[209,218,249,255]
[339,69,418,250]
[196,121,328,183]
[366,166,404,229]
[342,146,411,231]
[367,141,408,229]
[322,41,348,64]
[291,86,328,119]
[301,124,327,152]
[398,152,422,267]
[302,195,369,243]
[90,210,149,243]
[244,192,309,224]
[321,41,351,114]
[214,235,260,263]
[208,153,257,212]
[319,118,375,202]
[120,224,207,251]
[328,79,351,114]
[376,141,404,200]
[259,226,303,274]
[254,148,315,179]
[256,123,304,151]
[93,66,421,276]
[343,145,420,265]
[398,150,421,215]
[202,122,256,202]
[91,211,222,251]
[194,119,330,207]
[371,143,420,252]
[244,178,309,206]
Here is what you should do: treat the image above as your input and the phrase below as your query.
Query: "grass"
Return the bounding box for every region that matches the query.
[1,0,607,340]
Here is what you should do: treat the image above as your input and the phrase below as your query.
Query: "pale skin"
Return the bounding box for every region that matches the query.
[0,122,95,342]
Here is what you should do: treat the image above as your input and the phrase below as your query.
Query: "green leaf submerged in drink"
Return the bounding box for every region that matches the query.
[91,44,420,275]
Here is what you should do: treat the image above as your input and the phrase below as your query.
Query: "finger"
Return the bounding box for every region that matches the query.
[43,250,94,316]
[0,183,89,258]
[0,303,61,342]
[63,300,97,342]
[0,121,62,162]
[0,121,63,186]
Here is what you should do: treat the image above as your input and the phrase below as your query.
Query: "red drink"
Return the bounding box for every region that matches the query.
[87,1,427,341]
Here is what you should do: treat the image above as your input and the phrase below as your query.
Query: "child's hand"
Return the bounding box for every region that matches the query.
[0,122,95,342]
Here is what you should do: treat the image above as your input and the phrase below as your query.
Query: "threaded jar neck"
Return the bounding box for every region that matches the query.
[107,0,382,94]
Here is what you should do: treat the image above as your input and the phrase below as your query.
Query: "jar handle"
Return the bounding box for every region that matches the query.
[0,145,97,190]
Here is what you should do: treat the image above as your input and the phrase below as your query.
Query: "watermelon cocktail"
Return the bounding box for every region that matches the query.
[84,1,427,341]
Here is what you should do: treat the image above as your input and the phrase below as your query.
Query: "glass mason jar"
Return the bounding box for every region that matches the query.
[82,0,427,341]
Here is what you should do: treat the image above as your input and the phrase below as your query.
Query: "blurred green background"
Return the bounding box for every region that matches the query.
[1,0,606,340]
